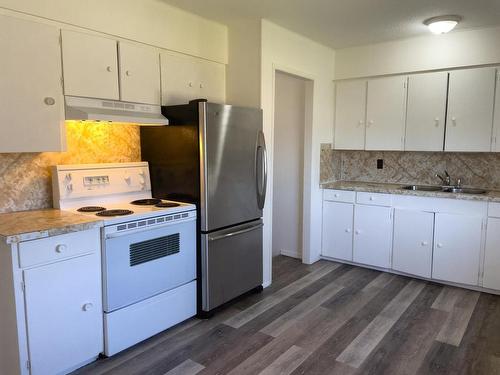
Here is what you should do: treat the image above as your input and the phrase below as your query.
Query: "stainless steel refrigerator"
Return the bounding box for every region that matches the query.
[140,100,267,315]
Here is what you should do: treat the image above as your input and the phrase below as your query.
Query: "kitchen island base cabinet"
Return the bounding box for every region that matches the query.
[353,205,393,269]
[484,218,500,290]
[322,201,354,261]
[432,213,483,286]
[392,209,434,278]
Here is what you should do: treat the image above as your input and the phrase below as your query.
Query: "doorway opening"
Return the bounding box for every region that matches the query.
[272,70,312,260]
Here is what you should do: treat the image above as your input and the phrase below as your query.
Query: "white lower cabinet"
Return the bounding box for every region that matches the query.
[353,205,393,268]
[322,189,493,292]
[322,201,354,261]
[432,213,483,286]
[0,228,102,375]
[484,218,500,290]
[392,209,434,278]
[24,252,102,375]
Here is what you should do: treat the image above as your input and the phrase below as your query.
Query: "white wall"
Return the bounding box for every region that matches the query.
[261,20,335,285]
[272,71,307,258]
[226,19,261,107]
[0,0,227,63]
[335,25,500,79]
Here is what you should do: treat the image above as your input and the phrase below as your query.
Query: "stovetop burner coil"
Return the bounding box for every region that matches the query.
[77,206,106,213]
[96,209,134,217]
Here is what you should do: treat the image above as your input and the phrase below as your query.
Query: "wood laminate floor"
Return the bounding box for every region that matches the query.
[74,256,500,375]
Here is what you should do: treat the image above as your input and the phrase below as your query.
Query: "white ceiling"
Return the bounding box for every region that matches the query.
[161,0,500,49]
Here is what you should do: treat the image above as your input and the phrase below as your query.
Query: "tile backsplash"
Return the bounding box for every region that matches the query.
[320,145,500,190]
[0,122,140,213]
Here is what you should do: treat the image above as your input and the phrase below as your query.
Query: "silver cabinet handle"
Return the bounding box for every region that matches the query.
[209,223,263,242]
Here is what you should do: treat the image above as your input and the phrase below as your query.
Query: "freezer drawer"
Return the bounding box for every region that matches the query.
[201,220,263,311]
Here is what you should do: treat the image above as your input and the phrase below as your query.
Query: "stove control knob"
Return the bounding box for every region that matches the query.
[66,183,73,192]
[139,176,146,189]
[124,174,131,185]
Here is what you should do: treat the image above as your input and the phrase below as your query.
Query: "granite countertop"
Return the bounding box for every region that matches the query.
[0,209,103,244]
[321,181,500,203]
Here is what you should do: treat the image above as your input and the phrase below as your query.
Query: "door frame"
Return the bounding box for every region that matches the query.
[264,63,315,286]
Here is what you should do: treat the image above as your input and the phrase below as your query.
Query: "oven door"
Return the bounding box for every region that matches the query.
[103,218,196,312]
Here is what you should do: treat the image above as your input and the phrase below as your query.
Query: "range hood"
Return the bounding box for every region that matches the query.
[64,96,169,126]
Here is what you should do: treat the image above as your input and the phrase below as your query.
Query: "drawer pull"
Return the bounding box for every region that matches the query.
[82,303,94,312]
[355,230,361,235]
[369,196,375,201]
[437,243,443,248]
[345,228,351,233]
[334,194,340,198]
[55,244,67,253]
[421,241,429,246]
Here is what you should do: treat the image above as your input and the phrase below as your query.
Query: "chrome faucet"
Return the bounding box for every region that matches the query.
[436,170,451,186]
[436,171,463,187]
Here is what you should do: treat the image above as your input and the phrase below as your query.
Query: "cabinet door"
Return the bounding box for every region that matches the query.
[23,253,102,375]
[445,67,496,152]
[405,72,448,151]
[322,201,354,261]
[433,213,483,286]
[161,52,199,105]
[493,70,500,152]
[334,80,367,150]
[366,76,407,151]
[392,209,434,278]
[119,42,160,104]
[62,30,119,100]
[484,218,500,290]
[0,15,64,152]
[353,205,393,268]
[198,59,225,104]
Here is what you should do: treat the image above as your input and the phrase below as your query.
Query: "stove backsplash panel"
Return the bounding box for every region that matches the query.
[320,145,500,190]
[0,122,140,213]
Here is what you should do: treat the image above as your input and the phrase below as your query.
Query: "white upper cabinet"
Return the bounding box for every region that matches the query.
[62,30,119,100]
[0,15,65,152]
[161,52,225,105]
[432,213,483,286]
[334,80,367,150]
[493,69,500,152]
[365,76,407,151]
[445,67,496,152]
[198,59,226,104]
[405,72,448,151]
[119,42,160,105]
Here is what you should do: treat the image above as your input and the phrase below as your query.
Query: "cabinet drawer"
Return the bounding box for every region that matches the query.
[18,229,100,268]
[489,203,500,218]
[356,192,393,207]
[324,189,355,203]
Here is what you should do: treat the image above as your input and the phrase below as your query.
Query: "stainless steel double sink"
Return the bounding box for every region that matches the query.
[402,185,487,195]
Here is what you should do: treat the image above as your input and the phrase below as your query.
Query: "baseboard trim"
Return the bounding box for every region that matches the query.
[280,250,301,259]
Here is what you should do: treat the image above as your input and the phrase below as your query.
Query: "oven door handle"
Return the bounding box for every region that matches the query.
[105,218,194,239]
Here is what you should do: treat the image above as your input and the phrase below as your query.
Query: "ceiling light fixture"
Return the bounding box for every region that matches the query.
[424,15,462,34]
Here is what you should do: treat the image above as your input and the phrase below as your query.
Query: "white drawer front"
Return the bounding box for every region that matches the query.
[18,228,100,268]
[489,203,500,218]
[356,192,393,207]
[324,189,355,203]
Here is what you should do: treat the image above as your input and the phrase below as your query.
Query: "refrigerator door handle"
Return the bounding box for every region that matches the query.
[256,131,267,209]
[209,223,264,242]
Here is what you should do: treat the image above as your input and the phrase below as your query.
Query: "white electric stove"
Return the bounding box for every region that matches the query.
[52,162,197,356]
